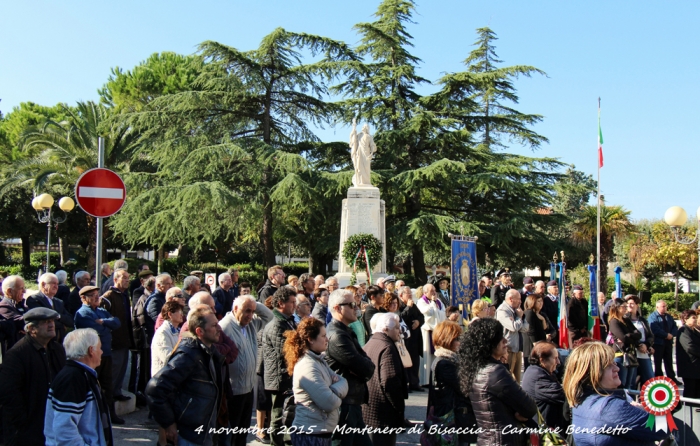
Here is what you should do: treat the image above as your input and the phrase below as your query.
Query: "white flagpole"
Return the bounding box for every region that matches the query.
[597,98,601,300]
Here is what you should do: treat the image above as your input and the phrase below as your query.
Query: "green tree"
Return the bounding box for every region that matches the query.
[571,204,634,289]
[0,102,68,162]
[111,29,355,266]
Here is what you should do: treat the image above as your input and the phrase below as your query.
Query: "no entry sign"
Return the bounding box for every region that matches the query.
[75,168,126,218]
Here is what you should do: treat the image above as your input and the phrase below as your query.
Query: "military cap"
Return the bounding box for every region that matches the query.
[547,280,558,287]
[495,268,511,277]
[523,277,533,285]
[384,275,396,283]
[572,284,584,291]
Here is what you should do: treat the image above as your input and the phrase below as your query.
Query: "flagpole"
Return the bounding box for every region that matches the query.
[597,98,602,300]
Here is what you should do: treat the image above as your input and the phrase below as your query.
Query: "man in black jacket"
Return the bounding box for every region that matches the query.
[258,265,285,303]
[26,272,74,343]
[361,285,385,337]
[398,285,424,392]
[0,275,28,354]
[262,286,297,446]
[566,285,590,343]
[326,289,375,446]
[490,268,513,309]
[0,307,66,446]
[67,271,91,317]
[146,306,225,446]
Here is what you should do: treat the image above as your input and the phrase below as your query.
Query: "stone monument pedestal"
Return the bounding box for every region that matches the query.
[335,186,387,287]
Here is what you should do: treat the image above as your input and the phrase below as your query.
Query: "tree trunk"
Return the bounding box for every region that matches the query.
[261,168,275,267]
[157,246,164,274]
[412,243,427,285]
[59,237,69,266]
[21,235,31,271]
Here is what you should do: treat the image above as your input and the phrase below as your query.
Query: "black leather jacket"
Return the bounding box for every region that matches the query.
[469,358,537,446]
[146,334,225,445]
[325,318,375,405]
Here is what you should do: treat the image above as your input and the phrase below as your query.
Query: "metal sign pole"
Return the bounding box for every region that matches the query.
[95,137,105,288]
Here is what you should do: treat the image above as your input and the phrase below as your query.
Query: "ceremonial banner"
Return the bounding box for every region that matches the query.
[588,264,601,340]
[614,266,623,298]
[549,261,557,283]
[451,237,478,319]
[558,261,569,348]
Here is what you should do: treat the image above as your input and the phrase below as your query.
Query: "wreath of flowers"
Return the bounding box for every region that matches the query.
[342,233,382,284]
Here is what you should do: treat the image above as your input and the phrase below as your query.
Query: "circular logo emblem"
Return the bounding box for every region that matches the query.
[640,377,680,415]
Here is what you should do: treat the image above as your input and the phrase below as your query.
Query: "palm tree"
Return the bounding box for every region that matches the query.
[1,101,139,270]
[571,204,634,293]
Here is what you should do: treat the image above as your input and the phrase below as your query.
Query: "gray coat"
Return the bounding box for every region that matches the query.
[218,302,273,395]
[291,350,348,434]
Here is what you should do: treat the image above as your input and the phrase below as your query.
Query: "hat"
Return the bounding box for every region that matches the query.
[23,307,60,323]
[79,285,100,296]
[138,269,155,278]
[384,275,396,283]
[190,270,204,276]
[318,284,328,290]
[547,280,558,287]
[572,285,583,291]
[523,277,533,285]
[495,268,511,277]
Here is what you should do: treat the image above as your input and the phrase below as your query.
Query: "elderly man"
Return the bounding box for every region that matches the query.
[101,269,133,403]
[213,272,237,318]
[597,292,609,340]
[542,280,560,343]
[258,265,286,304]
[182,275,201,304]
[147,306,226,446]
[219,294,273,446]
[649,300,681,384]
[133,269,155,304]
[361,285,386,337]
[0,275,28,353]
[398,285,424,392]
[496,289,529,384]
[75,285,124,424]
[520,277,534,300]
[395,279,405,289]
[314,275,325,290]
[534,280,545,295]
[145,273,173,336]
[27,272,73,342]
[100,263,112,286]
[416,283,446,385]
[294,294,312,324]
[326,289,375,446]
[101,259,128,294]
[45,328,112,446]
[263,287,297,446]
[566,285,589,343]
[376,277,386,290]
[326,276,340,294]
[55,270,71,302]
[67,271,91,316]
[0,307,66,445]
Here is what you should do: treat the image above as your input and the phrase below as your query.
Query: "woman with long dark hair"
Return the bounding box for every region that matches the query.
[624,295,654,388]
[458,318,537,446]
[283,317,348,446]
[676,309,700,399]
[523,294,548,370]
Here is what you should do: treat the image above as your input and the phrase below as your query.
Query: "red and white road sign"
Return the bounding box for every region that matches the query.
[75,168,127,218]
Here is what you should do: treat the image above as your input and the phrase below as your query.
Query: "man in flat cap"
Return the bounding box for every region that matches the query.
[75,285,124,424]
[0,307,66,445]
[520,277,534,301]
[566,285,589,344]
[490,268,513,309]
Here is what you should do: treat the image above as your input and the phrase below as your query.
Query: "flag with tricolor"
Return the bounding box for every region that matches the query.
[558,262,569,348]
[598,104,604,168]
[587,264,601,340]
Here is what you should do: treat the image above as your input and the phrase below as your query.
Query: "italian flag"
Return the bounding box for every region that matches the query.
[598,111,604,168]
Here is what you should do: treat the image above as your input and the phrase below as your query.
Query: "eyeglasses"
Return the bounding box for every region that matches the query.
[172,294,184,299]
[338,301,357,309]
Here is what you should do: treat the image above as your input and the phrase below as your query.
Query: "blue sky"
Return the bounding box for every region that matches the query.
[2,1,699,221]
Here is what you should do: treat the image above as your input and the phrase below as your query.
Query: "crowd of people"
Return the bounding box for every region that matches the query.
[0,264,696,445]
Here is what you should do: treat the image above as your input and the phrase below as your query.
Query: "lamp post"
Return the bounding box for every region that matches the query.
[663,206,700,309]
[31,193,75,272]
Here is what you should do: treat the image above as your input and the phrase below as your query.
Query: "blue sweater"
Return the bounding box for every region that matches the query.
[571,389,669,445]
[74,305,121,356]
[44,360,112,446]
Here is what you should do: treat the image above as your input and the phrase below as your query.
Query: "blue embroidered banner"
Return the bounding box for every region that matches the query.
[614,266,623,299]
[451,238,478,318]
[588,264,598,317]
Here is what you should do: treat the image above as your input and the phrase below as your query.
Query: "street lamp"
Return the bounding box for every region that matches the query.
[663,206,700,308]
[31,193,75,272]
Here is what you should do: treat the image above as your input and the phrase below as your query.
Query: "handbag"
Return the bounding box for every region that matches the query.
[281,389,296,428]
[528,410,567,446]
[622,347,639,368]
[396,338,413,368]
[420,406,457,446]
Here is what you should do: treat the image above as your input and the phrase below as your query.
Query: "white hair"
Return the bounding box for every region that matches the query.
[232,294,256,311]
[398,286,411,297]
[113,259,129,271]
[371,312,399,334]
[64,328,100,360]
[101,263,111,273]
[376,277,385,286]
[166,287,182,300]
[325,276,338,285]
[328,289,353,314]
[155,273,172,286]
[218,272,231,285]
[39,272,58,285]
[2,275,23,294]
[75,271,90,282]
[55,270,68,284]
[188,291,213,308]
[183,276,200,291]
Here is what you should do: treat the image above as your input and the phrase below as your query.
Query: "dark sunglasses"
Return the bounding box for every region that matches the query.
[338,301,357,309]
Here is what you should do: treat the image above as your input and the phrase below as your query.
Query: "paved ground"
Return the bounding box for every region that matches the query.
[114,389,429,445]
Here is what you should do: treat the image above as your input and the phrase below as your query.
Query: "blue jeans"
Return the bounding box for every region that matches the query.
[637,357,654,388]
[615,357,637,390]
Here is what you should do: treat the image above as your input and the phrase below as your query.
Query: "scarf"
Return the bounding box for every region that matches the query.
[422,294,442,310]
